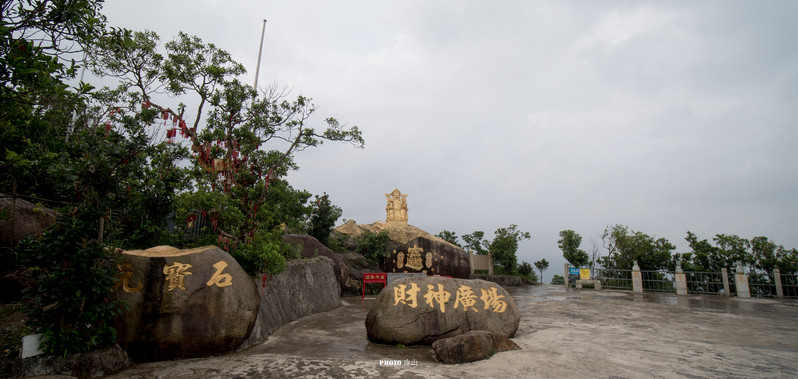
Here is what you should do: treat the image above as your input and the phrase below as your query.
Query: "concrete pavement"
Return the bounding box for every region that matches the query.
[107,285,798,378]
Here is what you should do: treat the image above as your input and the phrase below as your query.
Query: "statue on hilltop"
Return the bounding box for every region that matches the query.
[385,188,408,225]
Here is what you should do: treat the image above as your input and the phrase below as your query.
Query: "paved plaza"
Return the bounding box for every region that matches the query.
[107,284,798,378]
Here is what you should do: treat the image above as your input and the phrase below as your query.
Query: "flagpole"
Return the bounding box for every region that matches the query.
[253,19,267,91]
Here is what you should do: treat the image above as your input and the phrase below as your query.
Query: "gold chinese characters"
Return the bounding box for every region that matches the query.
[392,282,507,313]
[115,260,235,293]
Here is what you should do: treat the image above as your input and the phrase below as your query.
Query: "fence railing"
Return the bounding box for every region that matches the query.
[782,274,798,298]
[641,270,675,292]
[565,263,797,299]
[749,272,777,298]
[684,271,725,295]
[593,268,632,290]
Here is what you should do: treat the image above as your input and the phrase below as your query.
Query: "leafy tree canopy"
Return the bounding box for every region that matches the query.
[534,258,549,282]
[598,225,674,270]
[489,224,530,273]
[559,229,588,267]
[462,230,490,255]
[435,230,460,247]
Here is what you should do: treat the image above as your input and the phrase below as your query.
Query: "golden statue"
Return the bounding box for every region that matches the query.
[385,188,408,225]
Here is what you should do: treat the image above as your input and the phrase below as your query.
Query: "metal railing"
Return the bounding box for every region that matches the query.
[748,272,777,298]
[569,263,796,299]
[782,274,798,298]
[593,268,633,290]
[641,270,675,292]
[685,271,725,295]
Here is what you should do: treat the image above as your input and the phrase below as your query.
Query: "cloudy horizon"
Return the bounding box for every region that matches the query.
[101,0,798,278]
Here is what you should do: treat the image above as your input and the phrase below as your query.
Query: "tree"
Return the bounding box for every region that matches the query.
[436,230,460,247]
[682,232,798,275]
[489,224,531,273]
[599,225,674,270]
[559,230,588,267]
[534,259,550,283]
[0,0,152,356]
[307,192,342,246]
[551,274,565,285]
[462,231,490,255]
[88,29,364,248]
[518,261,533,277]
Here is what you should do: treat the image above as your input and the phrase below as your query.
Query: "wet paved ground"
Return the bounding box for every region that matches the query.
[107,285,798,378]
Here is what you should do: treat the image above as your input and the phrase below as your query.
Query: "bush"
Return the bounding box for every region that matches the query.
[518,261,533,276]
[18,208,126,356]
[230,230,288,276]
[356,231,390,264]
[551,274,565,285]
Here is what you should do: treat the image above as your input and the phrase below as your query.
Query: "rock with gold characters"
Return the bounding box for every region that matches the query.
[365,276,520,345]
[387,237,471,278]
[115,245,259,362]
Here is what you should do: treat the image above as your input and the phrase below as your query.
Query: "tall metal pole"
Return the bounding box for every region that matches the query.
[253,19,267,91]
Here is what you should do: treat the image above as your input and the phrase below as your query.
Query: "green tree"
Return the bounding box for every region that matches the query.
[559,230,588,267]
[600,225,674,270]
[0,0,179,355]
[534,258,550,283]
[307,192,342,246]
[435,230,460,247]
[518,261,533,277]
[551,274,565,285]
[89,28,363,248]
[489,224,531,273]
[462,231,490,255]
[682,232,798,275]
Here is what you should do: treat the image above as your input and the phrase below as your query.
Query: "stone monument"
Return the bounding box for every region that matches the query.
[333,188,472,278]
[385,188,408,226]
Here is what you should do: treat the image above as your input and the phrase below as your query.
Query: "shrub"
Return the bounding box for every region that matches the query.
[230,230,287,276]
[356,231,390,264]
[18,208,126,356]
[518,261,533,276]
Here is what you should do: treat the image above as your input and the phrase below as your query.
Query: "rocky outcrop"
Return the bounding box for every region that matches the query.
[239,256,341,350]
[366,276,521,345]
[470,274,530,288]
[386,236,471,278]
[282,234,360,295]
[432,330,520,364]
[0,344,131,378]
[0,195,56,273]
[115,246,260,362]
[333,220,471,279]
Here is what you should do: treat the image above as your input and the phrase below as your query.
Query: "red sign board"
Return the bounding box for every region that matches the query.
[362,273,387,299]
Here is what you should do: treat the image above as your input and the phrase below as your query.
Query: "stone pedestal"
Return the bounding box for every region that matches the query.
[632,261,643,293]
[734,261,750,298]
[675,263,687,296]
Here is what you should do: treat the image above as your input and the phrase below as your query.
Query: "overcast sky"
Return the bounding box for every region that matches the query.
[102,0,798,278]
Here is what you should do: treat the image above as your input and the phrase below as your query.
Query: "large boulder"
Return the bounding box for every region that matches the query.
[282,234,359,295]
[432,330,520,364]
[239,256,341,350]
[115,246,259,362]
[387,236,470,278]
[333,220,471,278]
[366,276,521,345]
[470,274,529,288]
[0,195,56,273]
